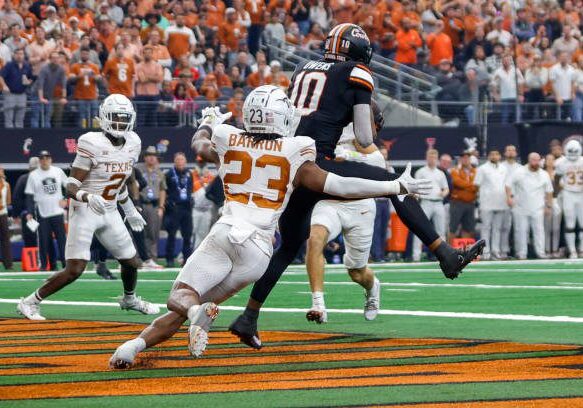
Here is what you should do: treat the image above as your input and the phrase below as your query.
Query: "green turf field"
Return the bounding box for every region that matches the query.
[1,260,583,407]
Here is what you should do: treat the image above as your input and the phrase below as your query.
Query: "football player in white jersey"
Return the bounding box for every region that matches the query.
[306,110,386,324]
[555,139,583,258]
[17,94,160,321]
[109,85,432,368]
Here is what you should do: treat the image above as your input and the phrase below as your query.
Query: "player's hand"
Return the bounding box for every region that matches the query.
[396,163,433,195]
[199,106,232,129]
[125,208,147,232]
[335,146,361,161]
[87,194,107,215]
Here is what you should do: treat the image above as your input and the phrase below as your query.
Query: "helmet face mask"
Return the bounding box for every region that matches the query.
[565,139,582,161]
[98,94,136,139]
[324,23,373,64]
[243,85,296,138]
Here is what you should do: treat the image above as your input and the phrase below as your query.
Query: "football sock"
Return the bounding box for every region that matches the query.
[187,305,201,322]
[127,337,146,353]
[242,307,259,321]
[24,291,42,304]
[121,264,137,296]
[434,241,457,262]
[312,291,325,309]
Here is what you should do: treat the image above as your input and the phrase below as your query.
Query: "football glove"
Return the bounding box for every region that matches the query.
[396,162,433,196]
[124,207,147,232]
[87,194,107,215]
[199,107,232,130]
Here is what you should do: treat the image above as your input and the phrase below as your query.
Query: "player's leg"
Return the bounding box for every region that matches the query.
[18,203,96,320]
[342,200,378,320]
[306,201,340,323]
[562,192,577,258]
[98,211,159,314]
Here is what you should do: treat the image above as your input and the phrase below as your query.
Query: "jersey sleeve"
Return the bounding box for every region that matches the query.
[74,134,98,170]
[211,124,240,157]
[348,64,375,93]
[290,136,317,169]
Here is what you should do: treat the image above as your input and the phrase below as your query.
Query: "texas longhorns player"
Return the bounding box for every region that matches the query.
[109,85,432,367]
[555,139,583,258]
[17,94,159,320]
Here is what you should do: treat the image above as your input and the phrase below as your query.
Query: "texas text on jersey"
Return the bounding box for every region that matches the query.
[289,59,374,158]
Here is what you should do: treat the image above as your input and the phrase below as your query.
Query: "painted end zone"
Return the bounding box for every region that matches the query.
[1,319,583,405]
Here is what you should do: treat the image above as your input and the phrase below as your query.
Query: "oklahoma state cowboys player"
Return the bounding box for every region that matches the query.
[109,86,432,367]
[17,94,159,321]
[229,23,486,349]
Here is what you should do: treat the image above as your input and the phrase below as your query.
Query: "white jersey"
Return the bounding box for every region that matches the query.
[211,124,316,239]
[555,156,583,193]
[25,166,67,218]
[73,131,141,211]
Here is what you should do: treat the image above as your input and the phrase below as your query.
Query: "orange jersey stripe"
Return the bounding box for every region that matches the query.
[349,77,374,91]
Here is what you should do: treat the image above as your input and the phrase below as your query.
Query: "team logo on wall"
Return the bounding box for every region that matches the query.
[22,138,33,156]
[425,137,436,150]
[464,137,478,153]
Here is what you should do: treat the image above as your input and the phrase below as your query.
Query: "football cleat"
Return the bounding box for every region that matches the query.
[439,239,486,279]
[119,296,160,315]
[96,262,117,280]
[229,313,262,350]
[306,307,328,324]
[364,277,380,321]
[17,298,45,321]
[109,342,138,369]
[188,302,219,358]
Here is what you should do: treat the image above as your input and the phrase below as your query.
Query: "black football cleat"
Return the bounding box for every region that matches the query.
[439,239,486,280]
[96,262,117,280]
[229,313,262,350]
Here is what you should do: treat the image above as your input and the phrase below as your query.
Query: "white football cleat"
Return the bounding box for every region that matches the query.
[141,259,164,270]
[119,296,160,315]
[188,302,219,358]
[364,277,381,321]
[17,298,45,321]
[569,252,578,260]
[109,341,138,369]
[306,307,328,324]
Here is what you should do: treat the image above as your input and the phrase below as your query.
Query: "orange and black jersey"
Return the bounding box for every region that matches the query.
[288,59,374,157]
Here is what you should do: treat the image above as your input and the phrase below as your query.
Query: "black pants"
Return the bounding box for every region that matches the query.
[164,205,193,263]
[20,215,37,247]
[0,214,12,269]
[250,157,440,303]
[38,214,66,270]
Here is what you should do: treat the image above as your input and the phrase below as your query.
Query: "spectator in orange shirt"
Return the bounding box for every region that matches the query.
[205,0,227,28]
[102,42,135,98]
[246,60,272,87]
[200,73,221,101]
[141,13,164,44]
[147,30,171,69]
[69,47,101,128]
[218,8,246,52]
[463,4,483,45]
[173,55,200,82]
[330,0,356,24]
[96,17,117,52]
[246,0,266,54]
[67,0,94,32]
[426,20,453,66]
[441,6,464,48]
[227,87,245,127]
[449,151,477,240]
[214,61,233,88]
[270,60,290,90]
[394,17,422,65]
[165,14,197,61]
[175,70,199,98]
[135,45,163,127]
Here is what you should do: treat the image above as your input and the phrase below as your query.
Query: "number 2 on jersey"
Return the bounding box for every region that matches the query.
[102,174,126,200]
[223,150,290,210]
[290,71,327,116]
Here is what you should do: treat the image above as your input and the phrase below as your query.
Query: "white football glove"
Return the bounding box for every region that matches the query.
[199,107,233,130]
[396,162,433,196]
[335,146,362,161]
[87,194,107,215]
[124,207,147,232]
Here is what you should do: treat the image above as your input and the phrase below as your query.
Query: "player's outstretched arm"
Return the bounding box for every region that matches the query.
[191,107,232,164]
[295,162,432,198]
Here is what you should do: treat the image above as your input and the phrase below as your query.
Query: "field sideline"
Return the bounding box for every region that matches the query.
[1,260,583,407]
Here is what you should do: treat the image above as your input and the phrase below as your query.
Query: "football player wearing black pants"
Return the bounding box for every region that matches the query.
[222,23,485,349]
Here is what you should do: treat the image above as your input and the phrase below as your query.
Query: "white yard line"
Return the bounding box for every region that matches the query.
[1,298,582,323]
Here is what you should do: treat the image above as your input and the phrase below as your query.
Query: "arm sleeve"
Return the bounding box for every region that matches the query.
[74,135,98,169]
[323,173,400,198]
[211,124,239,157]
[353,103,374,148]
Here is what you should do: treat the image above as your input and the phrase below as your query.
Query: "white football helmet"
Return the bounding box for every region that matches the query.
[565,139,582,161]
[242,85,298,138]
[98,94,136,138]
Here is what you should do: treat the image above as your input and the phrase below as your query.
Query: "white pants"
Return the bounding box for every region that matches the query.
[512,208,545,259]
[499,209,512,256]
[413,199,446,261]
[544,199,561,253]
[65,201,136,261]
[192,208,214,250]
[175,222,271,304]
[561,190,583,254]
[311,199,376,269]
[480,209,505,258]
